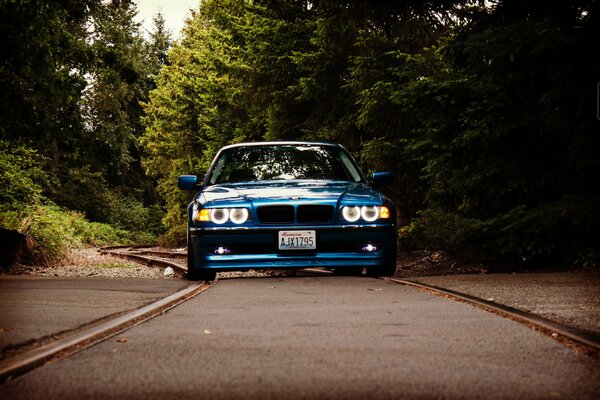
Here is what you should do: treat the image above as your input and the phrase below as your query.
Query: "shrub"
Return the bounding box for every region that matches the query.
[1,203,157,266]
[400,196,600,269]
[0,140,47,213]
[15,205,134,265]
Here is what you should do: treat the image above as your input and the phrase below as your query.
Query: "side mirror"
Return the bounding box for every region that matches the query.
[178,175,200,190]
[371,171,393,187]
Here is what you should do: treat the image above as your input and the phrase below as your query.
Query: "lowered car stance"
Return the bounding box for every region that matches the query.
[178,141,397,281]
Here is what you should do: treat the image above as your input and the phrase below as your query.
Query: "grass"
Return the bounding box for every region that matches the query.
[99,262,135,269]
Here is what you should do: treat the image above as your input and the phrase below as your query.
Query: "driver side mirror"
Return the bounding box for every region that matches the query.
[371,172,393,187]
[178,175,201,190]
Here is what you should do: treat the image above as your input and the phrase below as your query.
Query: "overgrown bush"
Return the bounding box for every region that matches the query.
[50,167,164,237]
[1,141,161,265]
[0,204,134,265]
[400,196,600,269]
[0,140,47,212]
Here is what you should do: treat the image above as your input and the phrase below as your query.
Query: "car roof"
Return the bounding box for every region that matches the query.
[219,141,342,151]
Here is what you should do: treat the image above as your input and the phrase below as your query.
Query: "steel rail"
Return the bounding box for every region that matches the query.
[100,244,155,251]
[0,282,214,384]
[101,247,600,351]
[103,247,332,278]
[136,250,186,259]
[389,278,600,351]
[100,248,187,276]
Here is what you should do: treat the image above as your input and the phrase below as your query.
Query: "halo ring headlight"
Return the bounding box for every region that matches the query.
[342,206,361,222]
[210,208,229,224]
[361,206,379,222]
[230,208,249,224]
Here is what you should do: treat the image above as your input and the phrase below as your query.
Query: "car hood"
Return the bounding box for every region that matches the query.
[198,181,384,207]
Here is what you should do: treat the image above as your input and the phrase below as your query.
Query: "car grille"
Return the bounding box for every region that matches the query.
[297,205,333,223]
[257,206,294,224]
[257,205,334,224]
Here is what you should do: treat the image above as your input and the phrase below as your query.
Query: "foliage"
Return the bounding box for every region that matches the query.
[81,0,154,188]
[2,0,598,268]
[0,140,153,264]
[395,1,600,267]
[0,203,134,266]
[0,0,93,151]
[0,0,159,194]
[142,0,599,268]
[0,140,47,212]
[0,1,171,265]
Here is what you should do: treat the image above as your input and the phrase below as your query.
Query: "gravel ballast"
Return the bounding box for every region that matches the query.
[3,249,170,280]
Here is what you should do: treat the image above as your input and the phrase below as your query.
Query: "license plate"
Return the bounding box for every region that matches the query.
[278,230,316,250]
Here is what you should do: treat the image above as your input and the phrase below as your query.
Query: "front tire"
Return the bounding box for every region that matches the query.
[187,233,217,282]
[366,264,396,277]
[333,267,364,276]
[189,268,217,282]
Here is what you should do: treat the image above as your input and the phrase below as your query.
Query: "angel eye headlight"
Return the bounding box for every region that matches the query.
[229,208,249,224]
[210,208,229,224]
[361,206,379,222]
[342,206,361,222]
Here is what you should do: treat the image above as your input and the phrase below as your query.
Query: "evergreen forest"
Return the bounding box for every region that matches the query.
[1,0,599,269]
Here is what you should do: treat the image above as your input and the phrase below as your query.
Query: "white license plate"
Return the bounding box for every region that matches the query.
[278,230,316,250]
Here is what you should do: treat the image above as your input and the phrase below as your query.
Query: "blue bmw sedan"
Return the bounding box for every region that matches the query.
[178,141,397,281]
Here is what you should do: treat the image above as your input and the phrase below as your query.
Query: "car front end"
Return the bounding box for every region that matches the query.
[179,142,397,281]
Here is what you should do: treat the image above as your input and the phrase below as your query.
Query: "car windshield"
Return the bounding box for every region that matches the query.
[208,145,363,184]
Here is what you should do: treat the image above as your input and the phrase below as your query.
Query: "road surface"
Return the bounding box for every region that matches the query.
[1,275,599,399]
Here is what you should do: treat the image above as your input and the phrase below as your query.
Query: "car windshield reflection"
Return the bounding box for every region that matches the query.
[209,145,362,185]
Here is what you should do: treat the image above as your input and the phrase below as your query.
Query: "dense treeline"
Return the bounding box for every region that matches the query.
[144,0,599,268]
[1,0,598,269]
[0,0,170,263]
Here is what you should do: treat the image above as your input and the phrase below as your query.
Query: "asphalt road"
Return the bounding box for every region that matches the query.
[0,277,186,352]
[1,275,599,399]
[413,272,600,335]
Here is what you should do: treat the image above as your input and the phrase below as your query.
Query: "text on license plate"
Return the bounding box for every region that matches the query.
[278,230,316,250]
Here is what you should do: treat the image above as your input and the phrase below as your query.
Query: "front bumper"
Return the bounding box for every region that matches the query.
[188,225,397,271]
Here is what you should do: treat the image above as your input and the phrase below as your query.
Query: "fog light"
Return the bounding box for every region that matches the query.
[214,246,231,255]
[360,243,378,252]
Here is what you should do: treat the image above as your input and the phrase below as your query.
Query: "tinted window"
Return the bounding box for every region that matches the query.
[209,145,362,184]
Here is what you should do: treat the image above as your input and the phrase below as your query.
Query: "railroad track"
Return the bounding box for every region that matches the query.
[0,280,213,384]
[1,246,598,384]
[99,246,187,277]
[103,246,600,349]
[100,246,600,353]
[389,279,600,354]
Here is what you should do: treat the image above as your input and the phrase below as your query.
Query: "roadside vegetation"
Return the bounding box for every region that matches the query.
[1,0,598,270]
[0,1,169,265]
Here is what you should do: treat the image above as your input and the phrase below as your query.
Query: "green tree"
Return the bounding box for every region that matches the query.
[146,11,172,74]
[142,0,599,267]
[141,0,463,242]
[398,1,600,267]
[0,141,47,214]
[1,0,167,254]
[81,0,146,186]
[0,0,93,171]
[48,0,165,233]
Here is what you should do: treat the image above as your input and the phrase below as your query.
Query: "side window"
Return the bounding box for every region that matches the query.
[338,151,362,182]
[209,153,228,185]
